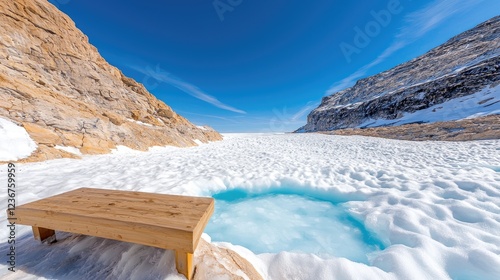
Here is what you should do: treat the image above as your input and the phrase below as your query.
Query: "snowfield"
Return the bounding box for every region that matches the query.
[1,133,499,280]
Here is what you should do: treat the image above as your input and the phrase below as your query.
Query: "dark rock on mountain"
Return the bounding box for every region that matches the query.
[298,16,500,133]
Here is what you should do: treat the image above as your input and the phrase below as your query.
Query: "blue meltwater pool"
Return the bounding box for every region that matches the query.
[205,189,385,264]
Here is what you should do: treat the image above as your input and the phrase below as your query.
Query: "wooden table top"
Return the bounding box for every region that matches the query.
[16,187,215,233]
[14,188,215,277]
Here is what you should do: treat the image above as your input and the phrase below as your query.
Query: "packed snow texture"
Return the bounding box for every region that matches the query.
[1,134,499,280]
[127,118,154,127]
[193,139,204,145]
[360,85,500,128]
[0,118,37,161]
[54,145,82,156]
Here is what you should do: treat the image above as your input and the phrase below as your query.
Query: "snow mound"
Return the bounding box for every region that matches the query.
[0,117,37,161]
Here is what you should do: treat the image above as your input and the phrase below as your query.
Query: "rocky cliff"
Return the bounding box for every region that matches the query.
[0,0,222,162]
[299,16,500,133]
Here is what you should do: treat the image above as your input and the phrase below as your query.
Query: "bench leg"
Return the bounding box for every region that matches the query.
[32,226,56,244]
[175,250,193,279]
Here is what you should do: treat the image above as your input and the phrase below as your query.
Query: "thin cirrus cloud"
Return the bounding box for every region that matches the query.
[291,101,320,121]
[327,0,485,95]
[132,64,246,114]
[176,110,243,124]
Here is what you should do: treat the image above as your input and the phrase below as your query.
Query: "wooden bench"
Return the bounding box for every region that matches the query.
[10,187,214,279]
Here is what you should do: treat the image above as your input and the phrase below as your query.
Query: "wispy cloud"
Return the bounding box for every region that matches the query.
[291,101,320,121]
[400,0,483,39]
[176,110,242,123]
[132,64,246,114]
[266,101,320,132]
[327,0,485,95]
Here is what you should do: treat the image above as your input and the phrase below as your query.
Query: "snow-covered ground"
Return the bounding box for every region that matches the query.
[0,118,37,161]
[1,133,499,279]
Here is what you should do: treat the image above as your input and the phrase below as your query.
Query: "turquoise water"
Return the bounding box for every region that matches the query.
[205,188,385,264]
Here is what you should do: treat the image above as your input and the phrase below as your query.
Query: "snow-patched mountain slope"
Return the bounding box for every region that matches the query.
[1,134,499,280]
[299,16,500,132]
[358,84,500,128]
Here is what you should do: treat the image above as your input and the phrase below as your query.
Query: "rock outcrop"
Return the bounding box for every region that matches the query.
[324,114,500,141]
[0,0,222,162]
[194,238,264,280]
[299,16,500,132]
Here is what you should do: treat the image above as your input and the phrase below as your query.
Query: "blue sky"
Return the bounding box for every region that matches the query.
[49,0,500,132]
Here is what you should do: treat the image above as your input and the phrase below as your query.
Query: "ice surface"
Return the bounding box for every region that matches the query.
[0,117,37,161]
[206,190,385,263]
[0,133,499,279]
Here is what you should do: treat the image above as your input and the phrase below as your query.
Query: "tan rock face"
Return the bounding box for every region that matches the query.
[194,239,264,280]
[0,0,222,162]
[22,122,61,146]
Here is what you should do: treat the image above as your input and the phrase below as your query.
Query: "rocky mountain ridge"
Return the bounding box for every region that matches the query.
[0,0,222,162]
[298,16,500,133]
